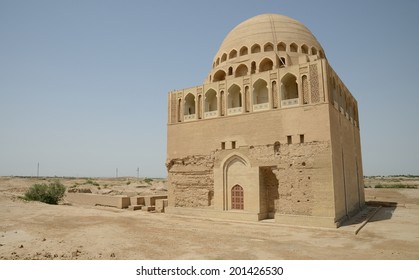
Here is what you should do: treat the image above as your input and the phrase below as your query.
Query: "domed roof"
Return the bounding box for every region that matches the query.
[213,13,324,65]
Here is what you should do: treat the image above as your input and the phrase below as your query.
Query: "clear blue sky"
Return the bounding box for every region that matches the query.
[1,0,418,177]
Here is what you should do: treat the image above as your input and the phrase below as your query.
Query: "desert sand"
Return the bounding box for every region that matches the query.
[0,176,418,260]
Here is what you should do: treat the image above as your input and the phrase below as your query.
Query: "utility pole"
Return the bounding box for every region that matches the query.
[137,167,139,179]
[37,162,39,177]
[116,168,118,178]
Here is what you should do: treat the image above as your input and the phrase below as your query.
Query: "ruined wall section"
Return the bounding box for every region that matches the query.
[272,141,331,216]
[215,141,333,217]
[166,154,215,209]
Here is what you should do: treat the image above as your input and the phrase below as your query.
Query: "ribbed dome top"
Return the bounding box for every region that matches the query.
[213,13,324,63]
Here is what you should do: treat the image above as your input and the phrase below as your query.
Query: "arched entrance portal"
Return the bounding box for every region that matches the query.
[231,185,244,210]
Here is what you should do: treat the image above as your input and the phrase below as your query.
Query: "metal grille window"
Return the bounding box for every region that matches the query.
[231,185,244,210]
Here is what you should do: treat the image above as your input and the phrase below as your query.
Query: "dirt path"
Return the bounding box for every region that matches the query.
[1,177,418,259]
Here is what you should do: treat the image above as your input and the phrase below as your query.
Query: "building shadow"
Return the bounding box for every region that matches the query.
[365,201,398,223]
[341,201,397,227]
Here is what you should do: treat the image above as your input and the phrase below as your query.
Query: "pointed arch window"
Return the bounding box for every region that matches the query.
[240,46,248,56]
[281,74,299,107]
[184,94,195,115]
[259,58,273,72]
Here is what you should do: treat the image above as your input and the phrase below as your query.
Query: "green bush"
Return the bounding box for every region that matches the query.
[85,179,99,186]
[144,178,153,184]
[24,180,66,204]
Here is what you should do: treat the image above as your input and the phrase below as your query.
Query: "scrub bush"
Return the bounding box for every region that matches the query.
[24,180,66,204]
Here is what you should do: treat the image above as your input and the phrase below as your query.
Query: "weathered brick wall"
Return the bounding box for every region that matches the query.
[167,155,215,208]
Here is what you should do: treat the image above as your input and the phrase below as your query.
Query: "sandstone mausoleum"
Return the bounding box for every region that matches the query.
[166,14,364,227]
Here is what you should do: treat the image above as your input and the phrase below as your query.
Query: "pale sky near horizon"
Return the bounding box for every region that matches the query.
[1,0,418,178]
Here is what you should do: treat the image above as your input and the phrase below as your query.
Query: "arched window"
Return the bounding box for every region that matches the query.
[184,94,195,115]
[221,53,227,62]
[251,61,256,74]
[272,81,278,108]
[311,47,318,55]
[235,64,248,78]
[319,50,324,58]
[277,42,286,51]
[274,141,281,154]
[231,185,244,210]
[278,57,286,68]
[197,95,202,119]
[244,86,250,112]
[177,99,182,122]
[216,58,220,66]
[228,67,233,76]
[259,58,273,72]
[281,74,298,100]
[253,79,268,105]
[301,44,308,54]
[251,44,261,53]
[220,90,225,116]
[229,49,237,59]
[290,43,298,52]
[264,43,274,52]
[213,70,226,82]
[228,84,242,109]
[240,46,248,56]
[204,89,217,112]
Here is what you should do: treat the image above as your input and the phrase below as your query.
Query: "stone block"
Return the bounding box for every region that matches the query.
[141,206,155,212]
[155,199,168,213]
[128,205,142,211]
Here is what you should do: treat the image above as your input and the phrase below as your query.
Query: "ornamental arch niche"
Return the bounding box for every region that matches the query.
[281,73,299,100]
[240,46,248,56]
[259,58,274,72]
[184,93,195,115]
[228,84,242,109]
[235,64,248,78]
[251,44,261,53]
[277,42,286,51]
[204,89,217,112]
[221,53,227,63]
[222,153,250,211]
[253,79,269,105]
[264,42,274,52]
[213,70,226,82]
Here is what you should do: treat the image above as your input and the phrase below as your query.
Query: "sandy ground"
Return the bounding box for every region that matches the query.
[0,176,418,260]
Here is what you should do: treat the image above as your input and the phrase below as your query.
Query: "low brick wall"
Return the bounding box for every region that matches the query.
[65,193,130,209]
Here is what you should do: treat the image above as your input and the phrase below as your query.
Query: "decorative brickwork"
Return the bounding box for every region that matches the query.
[302,75,309,104]
[272,81,278,108]
[310,64,320,103]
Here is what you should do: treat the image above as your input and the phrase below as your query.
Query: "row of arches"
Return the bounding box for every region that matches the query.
[329,73,359,125]
[212,57,284,82]
[176,74,301,122]
[213,41,325,68]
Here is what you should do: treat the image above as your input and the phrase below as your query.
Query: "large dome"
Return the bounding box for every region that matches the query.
[209,14,325,81]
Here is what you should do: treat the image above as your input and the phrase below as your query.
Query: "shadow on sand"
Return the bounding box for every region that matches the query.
[366,201,398,223]
[341,201,398,228]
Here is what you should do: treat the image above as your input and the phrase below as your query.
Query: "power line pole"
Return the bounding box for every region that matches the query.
[116,168,118,178]
[37,162,39,177]
[137,167,139,179]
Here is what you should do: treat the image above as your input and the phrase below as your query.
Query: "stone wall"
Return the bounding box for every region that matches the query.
[273,141,330,216]
[65,193,130,209]
[168,140,332,218]
[167,154,215,208]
